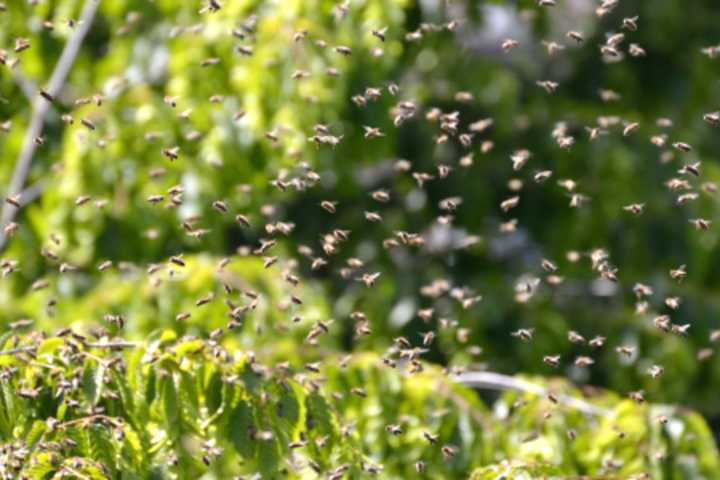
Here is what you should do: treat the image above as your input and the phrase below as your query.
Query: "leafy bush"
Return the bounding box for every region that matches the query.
[2,332,718,478]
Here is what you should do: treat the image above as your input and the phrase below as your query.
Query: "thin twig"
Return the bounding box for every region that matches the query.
[58,413,123,430]
[0,346,36,356]
[454,371,611,417]
[0,0,99,251]
[83,340,138,349]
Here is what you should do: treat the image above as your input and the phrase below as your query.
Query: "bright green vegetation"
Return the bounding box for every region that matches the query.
[2,0,720,478]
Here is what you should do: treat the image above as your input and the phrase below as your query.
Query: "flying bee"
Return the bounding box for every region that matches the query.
[673,141,692,152]
[629,44,646,57]
[690,218,711,230]
[622,16,639,31]
[359,272,381,287]
[543,355,561,367]
[679,162,700,176]
[623,203,645,215]
[567,331,586,344]
[501,38,519,52]
[542,41,565,56]
[500,196,520,212]
[371,190,390,203]
[536,80,559,93]
[616,345,635,357]
[162,146,179,160]
[574,356,594,367]
[623,122,639,136]
[629,390,645,404]
[670,264,687,282]
[363,126,384,139]
[320,201,338,213]
[703,111,720,125]
[566,31,584,42]
[334,45,352,56]
[511,328,534,342]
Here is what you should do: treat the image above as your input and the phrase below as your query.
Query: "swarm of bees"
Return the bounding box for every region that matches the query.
[0,0,718,477]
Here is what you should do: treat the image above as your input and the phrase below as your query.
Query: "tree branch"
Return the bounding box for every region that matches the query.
[454,370,611,417]
[11,70,38,104]
[0,0,100,251]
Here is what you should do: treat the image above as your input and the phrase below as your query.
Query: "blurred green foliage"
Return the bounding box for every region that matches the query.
[2,0,720,477]
[1,334,718,478]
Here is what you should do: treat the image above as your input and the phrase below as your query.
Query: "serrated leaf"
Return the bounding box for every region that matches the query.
[21,460,56,480]
[162,374,180,439]
[82,363,106,406]
[230,399,257,459]
[25,419,47,448]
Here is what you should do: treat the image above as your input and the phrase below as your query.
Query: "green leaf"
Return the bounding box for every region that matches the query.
[82,363,106,406]
[36,338,65,357]
[162,374,180,439]
[21,460,57,480]
[25,420,47,448]
[229,399,257,459]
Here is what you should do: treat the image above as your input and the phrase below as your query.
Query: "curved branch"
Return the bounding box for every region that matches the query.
[453,370,611,417]
[0,0,100,251]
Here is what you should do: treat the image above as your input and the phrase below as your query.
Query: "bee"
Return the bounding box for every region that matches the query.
[320,201,338,213]
[500,196,520,212]
[616,345,635,358]
[679,162,700,176]
[363,126,384,139]
[648,365,664,379]
[574,356,594,367]
[622,16,639,31]
[201,57,219,67]
[623,122,640,136]
[371,190,390,203]
[212,200,228,213]
[543,355,561,367]
[703,111,720,125]
[364,211,382,222]
[371,27,387,42]
[673,141,692,152]
[334,45,352,56]
[600,45,620,57]
[511,328,534,342]
[5,195,21,208]
[536,80,559,93]
[162,146,179,160]
[501,38,519,52]
[237,45,253,56]
[629,44,646,57]
[671,323,690,336]
[566,31,584,43]
[541,259,558,272]
[690,218,711,230]
[196,293,215,307]
[359,272,381,287]
[623,203,645,215]
[441,445,457,460]
[629,390,645,404]
[542,41,565,56]
[14,37,30,53]
[567,331,586,344]
[39,89,55,102]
